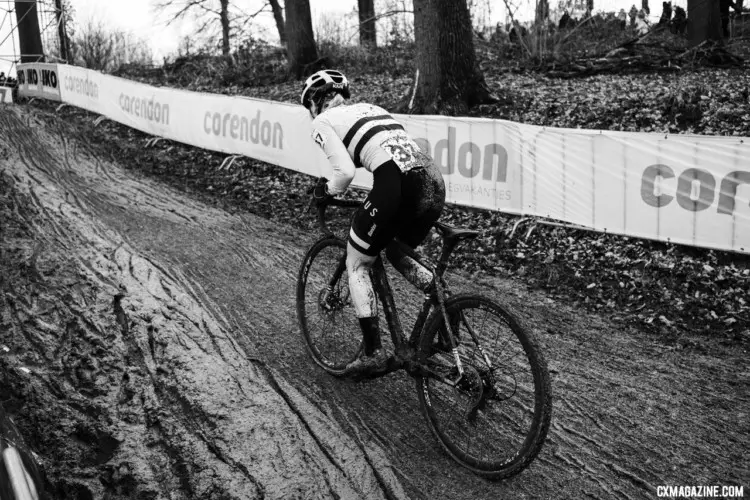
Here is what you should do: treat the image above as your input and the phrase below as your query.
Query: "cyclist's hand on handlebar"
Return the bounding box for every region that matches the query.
[308,177,333,205]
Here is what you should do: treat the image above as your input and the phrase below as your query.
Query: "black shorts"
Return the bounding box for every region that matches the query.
[348,160,446,257]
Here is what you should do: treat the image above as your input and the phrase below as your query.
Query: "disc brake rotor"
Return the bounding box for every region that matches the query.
[317,287,348,316]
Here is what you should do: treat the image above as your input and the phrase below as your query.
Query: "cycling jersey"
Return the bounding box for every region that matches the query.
[311,103,432,195]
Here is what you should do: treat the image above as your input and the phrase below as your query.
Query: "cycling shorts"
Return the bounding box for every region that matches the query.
[348,160,445,257]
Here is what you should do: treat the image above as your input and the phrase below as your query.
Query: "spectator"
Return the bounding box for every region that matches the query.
[671,6,687,34]
[720,0,738,37]
[635,9,650,34]
[629,5,639,26]
[559,10,572,29]
[618,9,628,29]
[509,21,528,44]
[659,1,673,25]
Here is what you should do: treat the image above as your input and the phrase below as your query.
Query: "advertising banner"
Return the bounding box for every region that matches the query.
[0,86,12,104]
[16,63,61,101]
[19,63,750,254]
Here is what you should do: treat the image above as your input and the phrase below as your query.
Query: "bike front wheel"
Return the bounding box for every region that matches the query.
[296,236,361,376]
[416,294,552,480]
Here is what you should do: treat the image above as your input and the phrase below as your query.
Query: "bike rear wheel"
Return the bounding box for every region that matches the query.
[416,294,552,480]
[296,236,361,376]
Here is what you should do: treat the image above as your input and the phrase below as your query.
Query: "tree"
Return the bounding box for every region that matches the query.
[269,0,286,45]
[285,0,320,78]
[405,0,496,114]
[688,0,722,45]
[536,0,550,23]
[219,0,231,57]
[156,0,232,59]
[53,0,71,62]
[15,0,44,63]
[155,0,270,62]
[358,0,377,47]
[70,21,152,72]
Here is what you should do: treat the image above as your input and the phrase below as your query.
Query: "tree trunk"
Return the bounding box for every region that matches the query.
[357,0,377,47]
[285,0,320,78]
[219,0,232,63]
[406,0,496,115]
[688,0,722,46]
[53,0,70,61]
[269,0,286,46]
[15,1,45,63]
[642,0,650,14]
[536,0,550,23]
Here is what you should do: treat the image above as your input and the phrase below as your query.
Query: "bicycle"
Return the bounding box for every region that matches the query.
[296,194,552,480]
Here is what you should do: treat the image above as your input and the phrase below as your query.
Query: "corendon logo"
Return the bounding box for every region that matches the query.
[203,110,283,150]
[641,164,750,215]
[414,126,508,183]
[63,74,99,99]
[119,94,170,125]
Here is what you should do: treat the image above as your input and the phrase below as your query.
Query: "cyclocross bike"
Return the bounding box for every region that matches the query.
[296,195,552,480]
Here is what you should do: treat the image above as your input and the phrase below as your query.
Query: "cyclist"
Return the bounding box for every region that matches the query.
[302,69,446,377]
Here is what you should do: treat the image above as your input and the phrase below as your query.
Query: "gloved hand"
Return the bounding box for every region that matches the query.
[309,177,332,202]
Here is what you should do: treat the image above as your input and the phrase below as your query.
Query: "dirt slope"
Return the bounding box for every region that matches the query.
[0,104,748,500]
[0,106,406,499]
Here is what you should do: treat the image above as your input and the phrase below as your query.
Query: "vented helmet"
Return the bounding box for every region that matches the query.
[301,69,350,110]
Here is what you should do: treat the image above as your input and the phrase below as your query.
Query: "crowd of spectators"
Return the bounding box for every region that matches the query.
[0,72,17,87]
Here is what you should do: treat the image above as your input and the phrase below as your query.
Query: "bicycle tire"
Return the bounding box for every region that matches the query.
[296,236,361,376]
[415,294,552,480]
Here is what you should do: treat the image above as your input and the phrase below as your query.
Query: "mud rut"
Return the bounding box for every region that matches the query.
[0,106,747,500]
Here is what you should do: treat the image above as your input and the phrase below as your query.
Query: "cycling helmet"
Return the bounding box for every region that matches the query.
[301,69,350,111]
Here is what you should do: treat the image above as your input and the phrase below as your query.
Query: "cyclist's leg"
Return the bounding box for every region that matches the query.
[345,161,402,368]
[386,162,446,293]
[346,244,380,355]
[385,239,433,292]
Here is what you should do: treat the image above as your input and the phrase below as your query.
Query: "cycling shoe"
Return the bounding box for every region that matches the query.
[344,348,390,378]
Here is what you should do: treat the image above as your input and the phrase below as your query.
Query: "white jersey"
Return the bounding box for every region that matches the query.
[311,103,431,195]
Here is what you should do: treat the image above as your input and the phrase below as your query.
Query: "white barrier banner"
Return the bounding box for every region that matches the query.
[22,63,750,254]
[0,86,12,103]
[16,63,61,101]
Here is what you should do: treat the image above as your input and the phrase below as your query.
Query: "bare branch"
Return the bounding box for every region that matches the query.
[197,3,220,16]
[154,0,206,26]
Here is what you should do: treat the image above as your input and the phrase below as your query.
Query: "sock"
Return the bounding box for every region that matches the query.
[358,317,381,356]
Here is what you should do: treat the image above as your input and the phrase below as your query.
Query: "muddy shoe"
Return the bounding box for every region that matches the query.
[344,348,390,379]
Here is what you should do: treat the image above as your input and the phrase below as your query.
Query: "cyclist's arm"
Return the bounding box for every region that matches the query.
[312,119,356,196]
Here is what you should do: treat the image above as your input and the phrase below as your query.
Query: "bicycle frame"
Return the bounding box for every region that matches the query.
[321,238,478,384]
[314,197,489,384]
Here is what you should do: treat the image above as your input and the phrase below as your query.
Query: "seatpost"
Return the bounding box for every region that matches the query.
[435,239,458,277]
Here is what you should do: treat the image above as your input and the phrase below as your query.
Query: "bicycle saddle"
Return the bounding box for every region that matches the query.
[434,221,480,244]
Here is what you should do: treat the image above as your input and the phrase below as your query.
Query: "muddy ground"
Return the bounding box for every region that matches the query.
[0,104,748,499]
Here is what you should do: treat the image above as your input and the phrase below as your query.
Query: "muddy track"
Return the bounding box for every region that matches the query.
[1,105,748,500]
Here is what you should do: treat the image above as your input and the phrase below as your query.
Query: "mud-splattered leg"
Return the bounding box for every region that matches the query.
[346,242,381,355]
